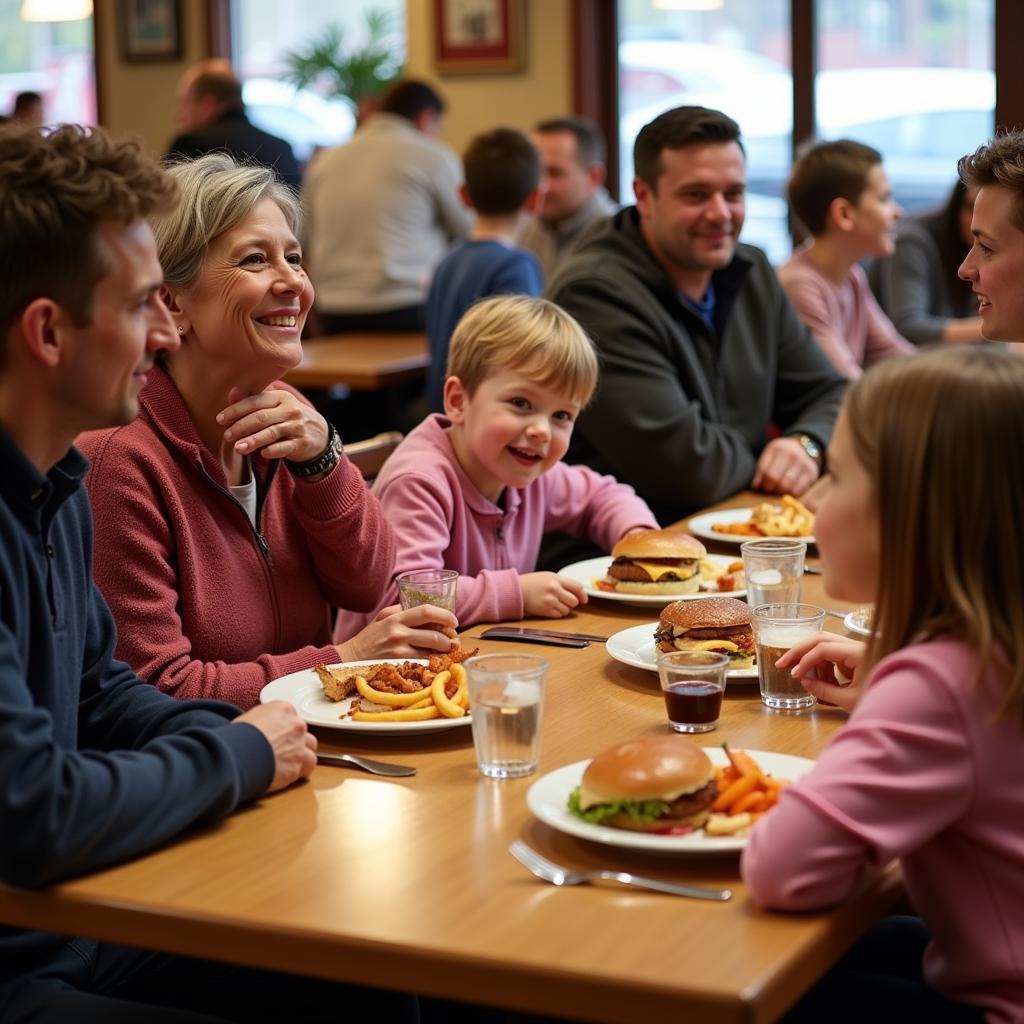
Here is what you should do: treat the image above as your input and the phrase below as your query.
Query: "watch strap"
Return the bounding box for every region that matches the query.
[286,422,341,478]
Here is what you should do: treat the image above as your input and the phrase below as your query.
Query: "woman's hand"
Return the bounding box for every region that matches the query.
[520,572,587,618]
[218,386,329,462]
[775,632,866,712]
[337,604,459,663]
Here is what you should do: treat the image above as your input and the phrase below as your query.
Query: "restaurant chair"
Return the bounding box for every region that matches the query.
[344,430,403,481]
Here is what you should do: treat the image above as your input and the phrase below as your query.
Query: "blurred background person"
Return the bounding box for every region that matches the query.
[167,59,301,190]
[423,126,543,413]
[519,116,617,282]
[9,90,44,128]
[870,180,984,346]
[780,139,915,379]
[304,78,471,336]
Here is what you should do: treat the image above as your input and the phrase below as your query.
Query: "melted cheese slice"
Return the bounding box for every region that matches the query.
[633,560,697,582]
[674,638,739,653]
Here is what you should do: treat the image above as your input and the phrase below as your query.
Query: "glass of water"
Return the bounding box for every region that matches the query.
[465,654,547,779]
[741,539,806,607]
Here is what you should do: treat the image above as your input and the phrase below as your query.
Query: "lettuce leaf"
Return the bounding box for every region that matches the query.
[567,786,670,826]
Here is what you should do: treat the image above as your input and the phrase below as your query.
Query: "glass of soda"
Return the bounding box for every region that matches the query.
[657,650,730,733]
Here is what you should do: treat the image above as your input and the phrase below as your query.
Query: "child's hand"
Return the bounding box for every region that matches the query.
[775,632,865,711]
[336,604,458,662]
[520,572,587,618]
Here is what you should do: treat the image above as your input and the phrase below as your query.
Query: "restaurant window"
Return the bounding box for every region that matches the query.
[0,0,95,125]
[815,0,994,220]
[618,0,793,265]
[230,0,405,163]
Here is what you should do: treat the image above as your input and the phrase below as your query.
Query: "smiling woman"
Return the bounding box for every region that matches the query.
[76,153,462,711]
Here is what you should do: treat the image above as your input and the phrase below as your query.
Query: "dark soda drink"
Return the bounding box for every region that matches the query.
[663,681,723,729]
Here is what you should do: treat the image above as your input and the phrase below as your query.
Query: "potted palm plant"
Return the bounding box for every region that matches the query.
[282,9,404,127]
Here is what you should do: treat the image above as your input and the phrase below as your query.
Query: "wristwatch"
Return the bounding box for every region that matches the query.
[792,433,823,470]
[286,422,342,478]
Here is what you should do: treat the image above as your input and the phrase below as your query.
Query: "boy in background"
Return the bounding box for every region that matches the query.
[779,139,916,379]
[337,296,657,640]
[423,128,543,411]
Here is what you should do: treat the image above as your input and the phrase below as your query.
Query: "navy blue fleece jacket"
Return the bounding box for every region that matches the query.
[0,424,274,985]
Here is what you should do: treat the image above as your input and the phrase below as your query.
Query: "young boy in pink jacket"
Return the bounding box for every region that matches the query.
[335,295,658,639]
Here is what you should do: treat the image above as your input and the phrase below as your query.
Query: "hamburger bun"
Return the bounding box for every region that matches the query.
[655,597,755,669]
[610,530,706,561]
[577,736,716,833]
[659,596,750,631]
[604,530,706,596]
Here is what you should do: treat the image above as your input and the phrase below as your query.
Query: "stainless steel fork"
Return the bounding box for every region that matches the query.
[509,841,731,901]
[316,752,416,777]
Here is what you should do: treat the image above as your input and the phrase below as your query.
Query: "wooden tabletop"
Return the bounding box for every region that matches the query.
[0,493,896,1024]
[283,332,429,391]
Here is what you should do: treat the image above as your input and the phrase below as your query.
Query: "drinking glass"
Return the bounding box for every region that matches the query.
[465,654,547,779]
[751,603,826,710]
[657,651,729,733]
[741,539,806,607]
[395,568,458,612]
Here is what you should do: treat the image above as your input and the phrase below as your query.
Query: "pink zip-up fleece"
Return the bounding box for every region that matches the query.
[335,413,657,639]
[743,639,1024,1023]
[79,366,396,711]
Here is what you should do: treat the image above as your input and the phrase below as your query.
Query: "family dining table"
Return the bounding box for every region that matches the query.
[0,492,900,1024]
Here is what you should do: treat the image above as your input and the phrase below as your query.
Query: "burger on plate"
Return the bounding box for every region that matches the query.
[654,596,755,669]
[601,529,706,596]
[567,736,716,833]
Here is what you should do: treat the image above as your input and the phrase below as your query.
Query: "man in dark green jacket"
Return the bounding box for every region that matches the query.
[548,105,846,526]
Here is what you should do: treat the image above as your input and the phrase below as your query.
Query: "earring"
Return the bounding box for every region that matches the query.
[176,325,184,334]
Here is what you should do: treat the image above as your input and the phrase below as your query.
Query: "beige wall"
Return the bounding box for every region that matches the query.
[96,0,208,154]
[405,0,574,153]
[97,0,574,156]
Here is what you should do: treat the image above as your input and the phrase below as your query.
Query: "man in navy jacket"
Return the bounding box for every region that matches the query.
[0,123,412,1022]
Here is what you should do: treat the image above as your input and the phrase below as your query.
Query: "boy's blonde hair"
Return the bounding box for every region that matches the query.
[847,346,1024,724]
[446,295,599,402]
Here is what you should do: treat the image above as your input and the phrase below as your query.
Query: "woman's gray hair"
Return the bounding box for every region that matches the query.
[151,153,301,290]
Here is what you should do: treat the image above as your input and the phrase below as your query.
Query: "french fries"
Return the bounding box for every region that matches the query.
[704,745,789,835]
[713,495,814,539]
[348,661,471,723]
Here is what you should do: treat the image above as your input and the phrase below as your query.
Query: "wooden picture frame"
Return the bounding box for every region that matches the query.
[434,0,524,75]
[119,0,182,63]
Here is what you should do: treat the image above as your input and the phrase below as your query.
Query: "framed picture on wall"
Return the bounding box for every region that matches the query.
[119,0,183,63]
[434,0,525,74]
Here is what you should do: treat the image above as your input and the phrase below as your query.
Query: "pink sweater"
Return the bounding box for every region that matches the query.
[79,367,396,710]
[742,640,1024,1023]
[779,248,916,379]
[335,414,657,638]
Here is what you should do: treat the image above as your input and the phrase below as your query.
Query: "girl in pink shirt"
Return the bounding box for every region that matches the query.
[742,346,1024,1023]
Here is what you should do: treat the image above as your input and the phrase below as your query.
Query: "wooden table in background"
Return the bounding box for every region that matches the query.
[284,332,429,391]
[0,493,897,1024]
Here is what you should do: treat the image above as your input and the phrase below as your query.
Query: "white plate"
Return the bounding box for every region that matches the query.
[688,508,816,547]
[844,607,875,637]
[260,660,472,734]
[605,623,758,680]
[526,748,815,855]
[558,553,745,607]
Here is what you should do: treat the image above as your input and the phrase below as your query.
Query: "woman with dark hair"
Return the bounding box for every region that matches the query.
[873,179,983,345]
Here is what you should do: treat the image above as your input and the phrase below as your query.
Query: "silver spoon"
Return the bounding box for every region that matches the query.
[509,841,731,901]
[316,752,416,777]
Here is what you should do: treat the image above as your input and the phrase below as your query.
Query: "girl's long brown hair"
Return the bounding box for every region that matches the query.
[846,346,1024,723]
